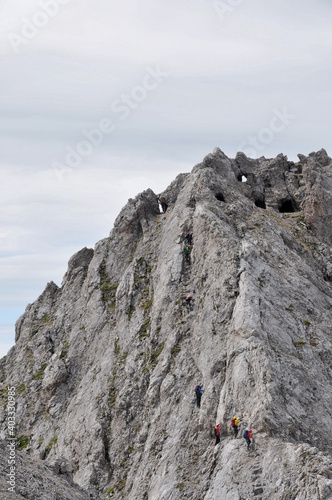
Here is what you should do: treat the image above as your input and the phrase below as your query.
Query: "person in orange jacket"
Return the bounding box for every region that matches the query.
[215,424,222,445]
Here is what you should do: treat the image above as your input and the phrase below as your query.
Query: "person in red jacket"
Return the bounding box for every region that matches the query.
[215,424,222,445]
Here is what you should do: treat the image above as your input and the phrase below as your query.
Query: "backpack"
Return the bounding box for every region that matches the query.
[243,430,249,439]
[213,427,217,436]
[230,418,236,427]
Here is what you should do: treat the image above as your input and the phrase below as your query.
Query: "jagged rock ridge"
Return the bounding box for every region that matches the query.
[1,148,332,499]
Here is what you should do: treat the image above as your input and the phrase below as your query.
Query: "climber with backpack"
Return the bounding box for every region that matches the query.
[243,429,253,450]
[184,232,193,245]
[185,296,194,311]
[194,384,204,408]
[214,423,222,445]
[183,244,192,261]
[230,416,241,438]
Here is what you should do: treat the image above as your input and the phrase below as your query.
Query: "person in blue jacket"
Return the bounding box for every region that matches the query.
[194,384,204,408]
[243,429,253,450]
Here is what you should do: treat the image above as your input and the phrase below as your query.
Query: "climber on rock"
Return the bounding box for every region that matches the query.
[194,384,204,408]
[214,423,222,445]
[184,296,194,310]
[183,244,192,261]
[184,232,193,245]
[230,416,241,438]
[243,428,253,450]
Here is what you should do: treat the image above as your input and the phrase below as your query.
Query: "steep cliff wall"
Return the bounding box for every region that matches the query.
[1,149,332,500]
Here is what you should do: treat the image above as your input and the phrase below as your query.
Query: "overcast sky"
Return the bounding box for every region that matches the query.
[0,0,331,357]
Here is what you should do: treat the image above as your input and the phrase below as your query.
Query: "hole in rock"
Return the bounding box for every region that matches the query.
[279,199,299,213]
[237,174,248,182]
[158,198,168,213]
[255,199,266,209]
[215,192,225,202]
[187,197,196,209]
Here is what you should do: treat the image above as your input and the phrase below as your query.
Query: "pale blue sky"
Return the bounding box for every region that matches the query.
[1,0,331,357]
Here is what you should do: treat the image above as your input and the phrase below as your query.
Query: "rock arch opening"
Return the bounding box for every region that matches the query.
[215,192,225,202]
[255,199,266,209]
[278,199,299,213]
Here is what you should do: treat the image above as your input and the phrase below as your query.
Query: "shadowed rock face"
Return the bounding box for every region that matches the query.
[1,149,332,500]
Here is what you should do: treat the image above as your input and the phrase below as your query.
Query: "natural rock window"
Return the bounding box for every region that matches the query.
[278,199,299,213]
[255,199,266,209]
[158,198,168,213]
[215,192,225,202]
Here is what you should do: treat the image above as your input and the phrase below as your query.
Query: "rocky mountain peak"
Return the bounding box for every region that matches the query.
[1,149,332,499]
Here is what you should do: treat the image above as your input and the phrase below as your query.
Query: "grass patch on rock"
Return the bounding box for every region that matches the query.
[150,342,165,366]
[44,435,58,458]
[138,318,151,339]
[32,362,48,380]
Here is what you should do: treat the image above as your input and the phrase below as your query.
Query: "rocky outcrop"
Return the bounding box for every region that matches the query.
[233,147,332,246]
[1,149,332,499]
[0,440,101,500]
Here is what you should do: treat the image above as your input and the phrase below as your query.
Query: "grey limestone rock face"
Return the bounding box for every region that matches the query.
[1,149,332,499]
